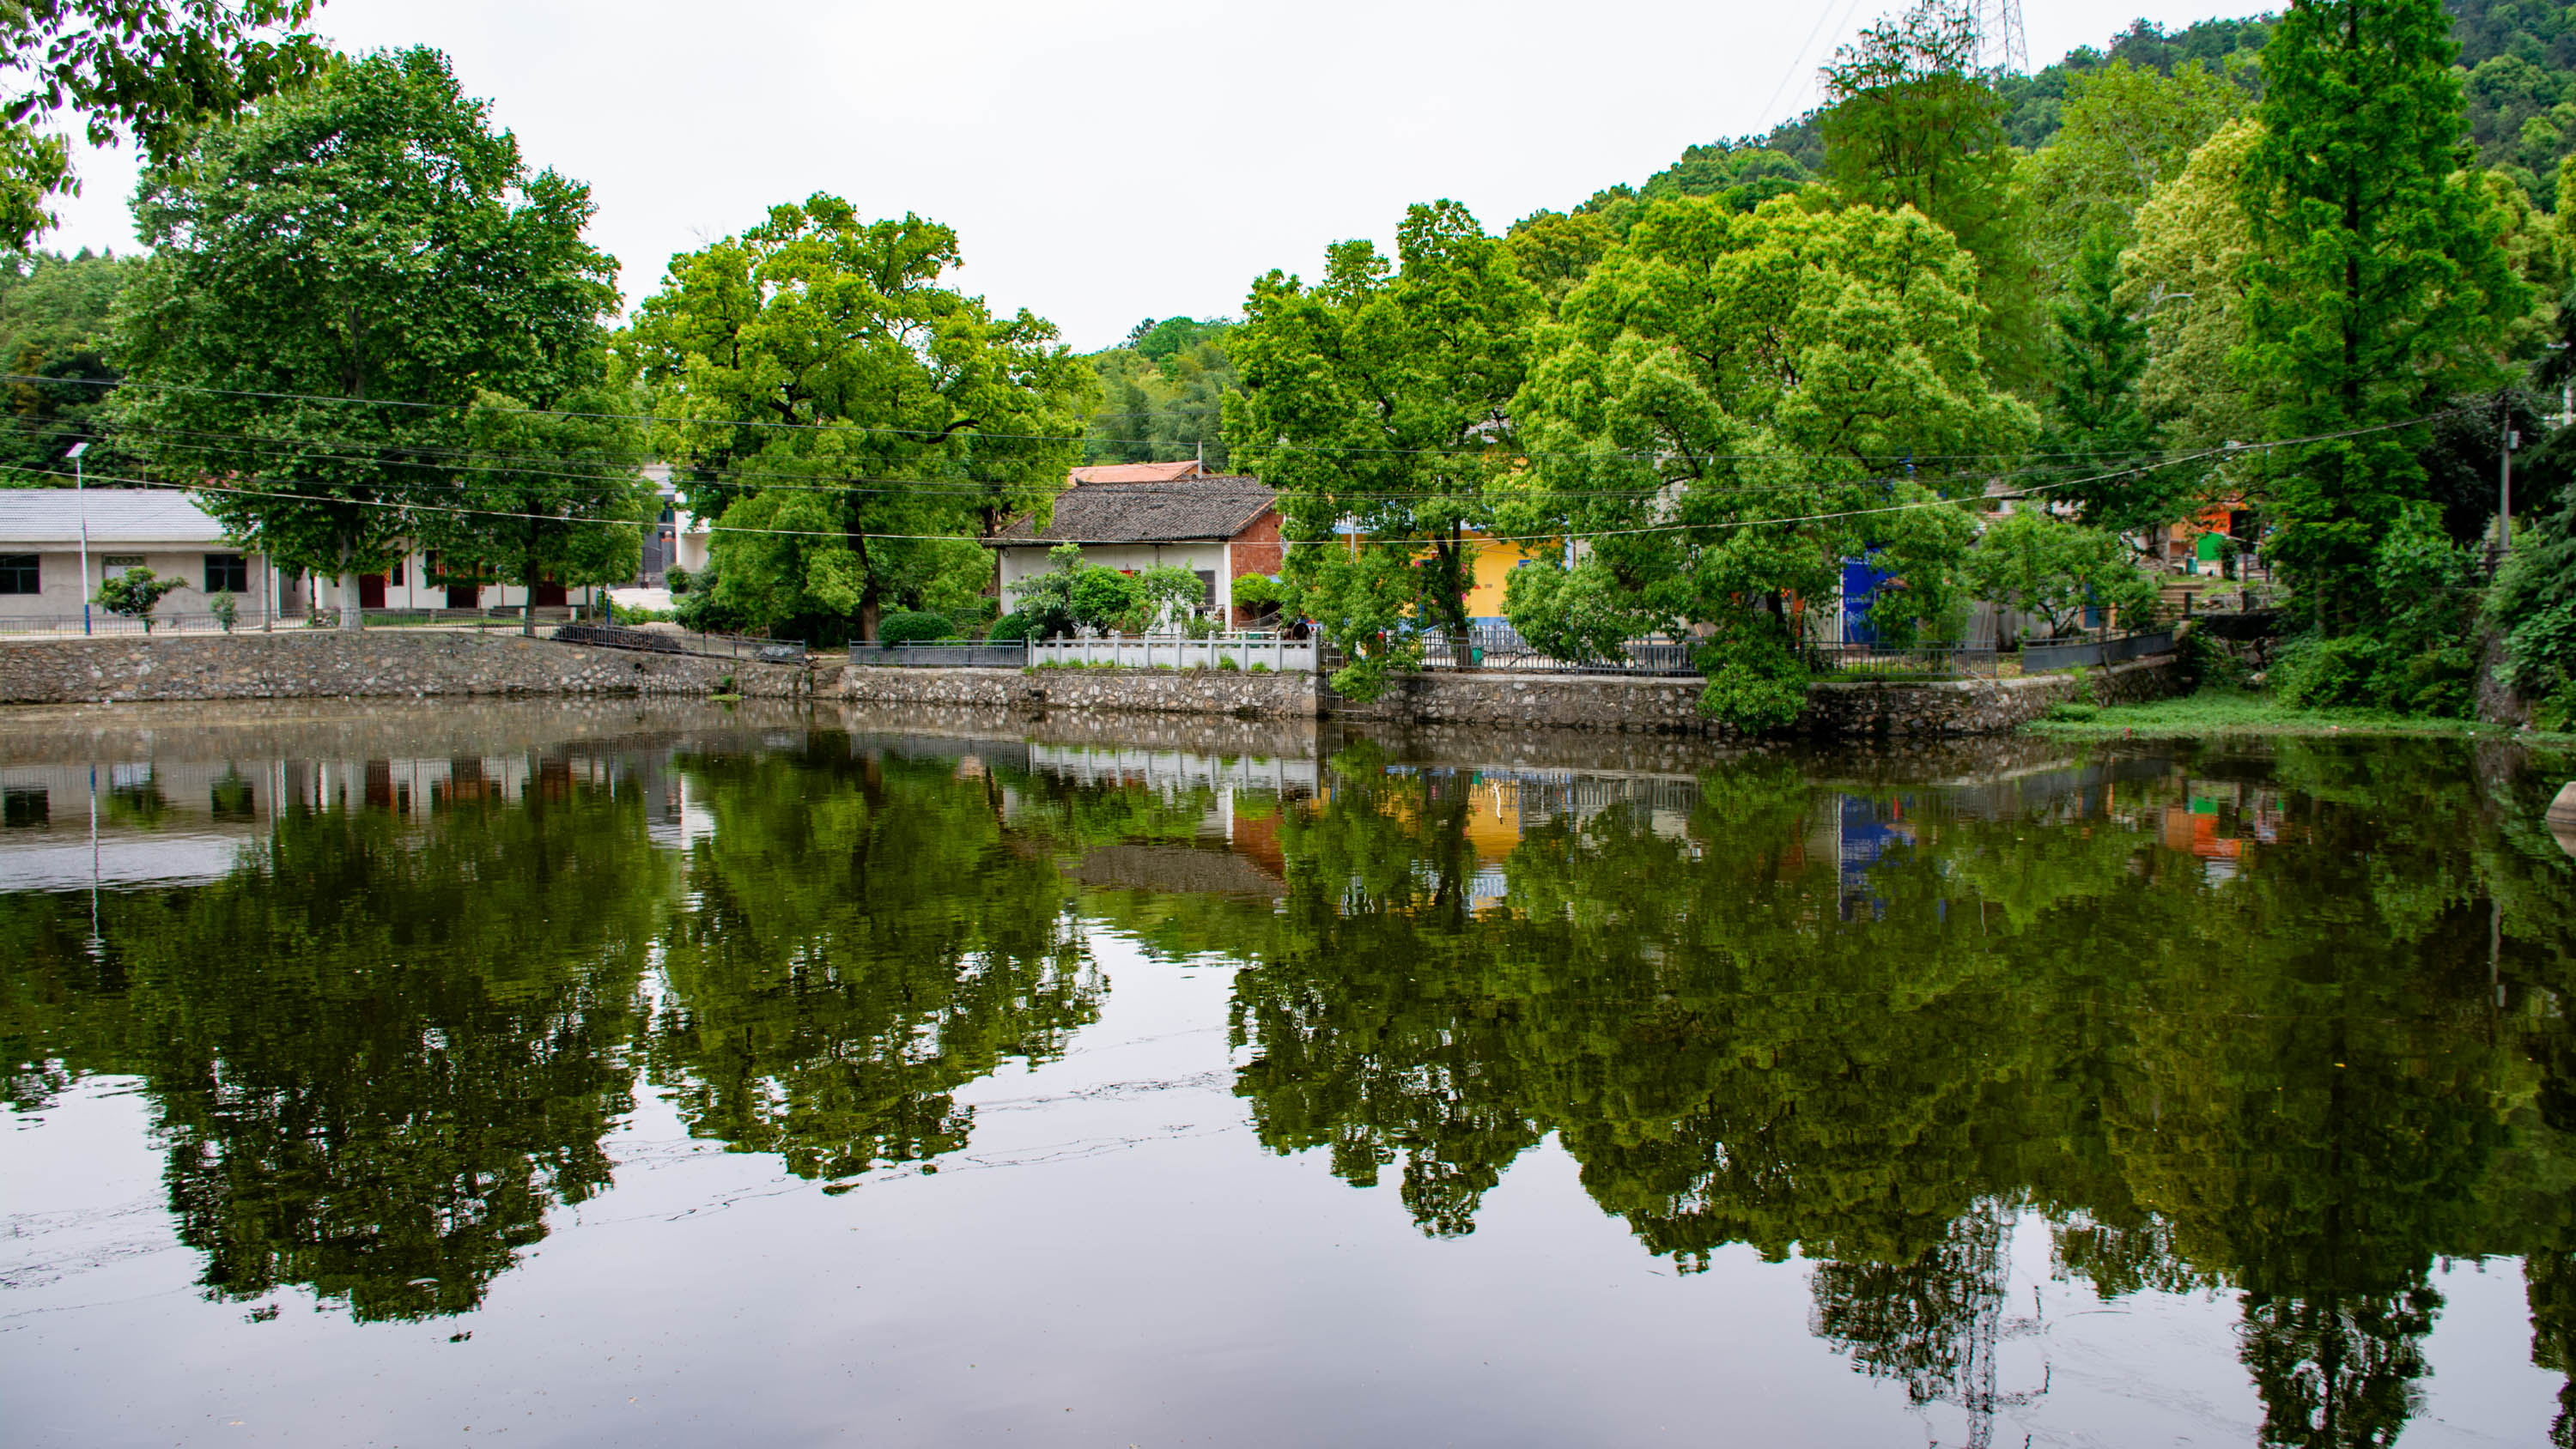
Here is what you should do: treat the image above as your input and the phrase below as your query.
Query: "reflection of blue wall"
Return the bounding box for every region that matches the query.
[1842,557,1896,645]
[1838,794,1912,919]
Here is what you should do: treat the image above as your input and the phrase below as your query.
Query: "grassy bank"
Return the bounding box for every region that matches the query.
[2026,688,2576,743]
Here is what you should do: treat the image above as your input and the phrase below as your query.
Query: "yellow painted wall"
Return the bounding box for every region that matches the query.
[1460,531,1544,620]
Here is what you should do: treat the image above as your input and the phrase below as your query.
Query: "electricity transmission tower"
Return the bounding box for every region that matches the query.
[1976,0,2029,75]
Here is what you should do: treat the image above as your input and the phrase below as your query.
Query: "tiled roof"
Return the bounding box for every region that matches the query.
[0,489,234,545]
[992,475,1275,546]
[1067,460,1207,485]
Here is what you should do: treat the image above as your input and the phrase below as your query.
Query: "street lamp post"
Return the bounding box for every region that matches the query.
[66,442,91,635]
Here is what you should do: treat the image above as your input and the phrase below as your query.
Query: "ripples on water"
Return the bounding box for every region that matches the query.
[3,700,2573,1447]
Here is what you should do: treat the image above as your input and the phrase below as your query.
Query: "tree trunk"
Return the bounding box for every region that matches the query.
[337,540,363,632]
[850,518,878,642]
[522,558,538,637]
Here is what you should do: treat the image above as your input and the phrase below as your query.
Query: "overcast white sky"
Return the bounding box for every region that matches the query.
[44,0,2248,351]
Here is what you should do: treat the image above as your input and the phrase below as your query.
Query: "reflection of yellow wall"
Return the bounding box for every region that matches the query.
[1463,779,1521,862]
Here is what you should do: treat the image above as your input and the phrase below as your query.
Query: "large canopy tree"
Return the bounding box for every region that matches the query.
[1224,199,1540,695]
[110,46,629,628]
[2238,0,2530,631]
[618,197,1093,644]
[1500,196,2034,729]
[1817,0,2043,393]
[3,0,327,248]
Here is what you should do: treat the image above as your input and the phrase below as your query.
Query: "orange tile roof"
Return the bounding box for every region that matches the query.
[1067,461,1208,485]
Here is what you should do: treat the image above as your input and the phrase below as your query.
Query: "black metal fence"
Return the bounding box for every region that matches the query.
[1416,625,1700,676]
[556,622,805,663]
[853,640,1030,669]
[1806,643,2003,678]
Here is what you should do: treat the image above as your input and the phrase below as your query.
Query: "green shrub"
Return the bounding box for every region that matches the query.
[1230,573,1286,616]
[95,567,186,632]
[2045,701,2100,722]
[988,610,1038,642]
[1217,656,1240,670]
[2535,681,2576,732]
[611,602,671,625]
[665,565,692,595]
[877,609,952,646]
[208,591,239,633]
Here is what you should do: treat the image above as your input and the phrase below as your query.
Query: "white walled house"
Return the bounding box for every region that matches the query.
[0,490,274,623]
[987,475,1284,625]
[0,489,608,626]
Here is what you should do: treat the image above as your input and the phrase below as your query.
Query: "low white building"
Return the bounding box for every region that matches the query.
[0,489,276,624]
[0,488,610,626]
[986,474,1283,625]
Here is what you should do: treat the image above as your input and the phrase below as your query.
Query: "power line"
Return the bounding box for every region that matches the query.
[8,370,2215,468]
[2,407,2462,552]
[1,415,2199,504]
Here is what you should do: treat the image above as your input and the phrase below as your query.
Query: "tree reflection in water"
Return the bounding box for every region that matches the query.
[3,727,2573,1447]
[1225,737,2576,1447]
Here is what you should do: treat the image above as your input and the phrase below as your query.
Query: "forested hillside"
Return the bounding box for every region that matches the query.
[0,250,138,482]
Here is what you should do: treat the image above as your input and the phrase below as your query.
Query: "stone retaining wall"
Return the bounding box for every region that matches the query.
[1331,653,2184,737]
[841,664,1320,718]
[0,630,814,704]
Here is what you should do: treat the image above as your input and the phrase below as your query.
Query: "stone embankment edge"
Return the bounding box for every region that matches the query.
[0,630,816,704]
[841,663,1320,718]
[839,654,2184,737]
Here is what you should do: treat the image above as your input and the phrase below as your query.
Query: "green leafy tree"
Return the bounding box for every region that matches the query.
[0,248,142,481]
[1961,508,2159,640]
[1818,0,2043,391]
[110,48,620,631]
[1225,199,1540,695]
[2487,430,2576,726]
[2038,227,2196,536]
[2,0,328,247]
[2123,118,2273,460]
[93,563,182,628]
[2238,0,2532,632]
[1083,318,1236,468]
[1502,209,1617,318]
[619,197,1095,643]
[428,388,653,634]
[1502,195,2032,729]
[2019,59,2245,284]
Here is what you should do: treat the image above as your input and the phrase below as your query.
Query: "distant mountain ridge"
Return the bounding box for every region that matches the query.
[1589,3,2576,218]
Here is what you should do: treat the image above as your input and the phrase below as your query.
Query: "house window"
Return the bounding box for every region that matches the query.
[0,554,35,594]
[1194,570,1216,606]
[391,558,404,587]
[204,553,249,592]
[2,787,44,828]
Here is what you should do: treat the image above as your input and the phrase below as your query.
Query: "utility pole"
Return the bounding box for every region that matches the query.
[2500,413,2519,558]
[66,441,91,635]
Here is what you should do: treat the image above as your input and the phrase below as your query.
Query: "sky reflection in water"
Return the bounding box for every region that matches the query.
[3,702,2573,1447]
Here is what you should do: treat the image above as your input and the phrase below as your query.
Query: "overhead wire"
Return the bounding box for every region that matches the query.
[3,371,2222,468]
[0,406,2466,550]
[0,414,2202,504]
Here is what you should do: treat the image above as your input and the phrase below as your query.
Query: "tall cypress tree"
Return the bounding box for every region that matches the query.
[2040,226,2193,538]
[2238,0,2529,631]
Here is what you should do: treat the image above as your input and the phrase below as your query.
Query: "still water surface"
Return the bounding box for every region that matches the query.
[4,701,2574,1447]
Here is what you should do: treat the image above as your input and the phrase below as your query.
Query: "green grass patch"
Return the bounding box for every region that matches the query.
[2026,688,2574,742]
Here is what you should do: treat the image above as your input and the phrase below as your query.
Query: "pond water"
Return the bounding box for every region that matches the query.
[3,700,2574,1448]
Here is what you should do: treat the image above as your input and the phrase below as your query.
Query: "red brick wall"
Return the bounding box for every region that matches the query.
[1230,510,1283,577]
[1230,510,1285,627]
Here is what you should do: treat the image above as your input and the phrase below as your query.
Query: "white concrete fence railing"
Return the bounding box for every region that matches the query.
[1027,633,1318,673]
